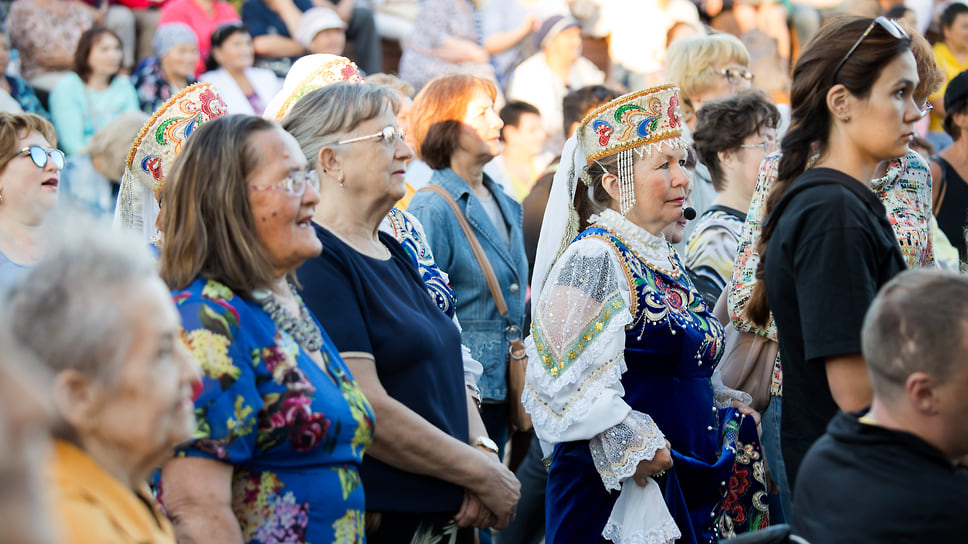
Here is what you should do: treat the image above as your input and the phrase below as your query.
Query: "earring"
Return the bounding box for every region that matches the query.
[844,116,850,122]
[338,172,344,188]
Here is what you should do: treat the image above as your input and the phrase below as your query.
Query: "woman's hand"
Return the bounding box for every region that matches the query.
[630,440,673,487]
[466,451,520,529]
[455,490,496,529]
[730,399,761,427]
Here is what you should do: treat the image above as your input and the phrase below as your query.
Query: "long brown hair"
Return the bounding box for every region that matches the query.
[159,114,278,297]
[746,16,912,326]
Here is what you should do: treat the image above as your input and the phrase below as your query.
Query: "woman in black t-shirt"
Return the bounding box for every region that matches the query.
[746,16,919,489]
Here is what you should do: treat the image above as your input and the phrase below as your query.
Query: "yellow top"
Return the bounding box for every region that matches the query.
[929,42,968,133]
[47,439,176,544]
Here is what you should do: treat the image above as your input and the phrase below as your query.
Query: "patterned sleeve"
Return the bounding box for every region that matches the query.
[727,152,779,341]
[174,282,265,464]
[684,218,735,304]
[525,237,665,488]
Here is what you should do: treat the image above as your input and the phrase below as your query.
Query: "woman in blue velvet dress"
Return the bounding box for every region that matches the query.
[525,85,769,544]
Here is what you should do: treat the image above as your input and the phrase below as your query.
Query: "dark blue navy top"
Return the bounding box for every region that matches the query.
[297,223,468,513]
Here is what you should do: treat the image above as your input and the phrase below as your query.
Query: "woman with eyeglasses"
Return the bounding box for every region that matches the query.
[664,33,755,250]
[744,15,924,494]
[685,90,780,306]
[158,114,376,544]
[283,81,519,543]
[200,23,281,116]
[0,112,65,292]
[723,20,941,523]
[664,34,754,135]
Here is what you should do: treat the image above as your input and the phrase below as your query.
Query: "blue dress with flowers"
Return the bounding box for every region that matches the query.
[172,278,375,544]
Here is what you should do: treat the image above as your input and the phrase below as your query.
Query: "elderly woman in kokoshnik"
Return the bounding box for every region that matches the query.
[525,85,769,544]
[114,82,228,250]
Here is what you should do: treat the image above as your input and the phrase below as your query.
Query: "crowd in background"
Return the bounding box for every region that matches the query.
[2,0,968,543]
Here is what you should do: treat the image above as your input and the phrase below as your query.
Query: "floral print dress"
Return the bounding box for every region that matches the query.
[173,278,375,544]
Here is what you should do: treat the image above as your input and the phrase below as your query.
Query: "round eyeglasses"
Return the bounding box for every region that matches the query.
[249,170,319,196]
[15,145,65,170]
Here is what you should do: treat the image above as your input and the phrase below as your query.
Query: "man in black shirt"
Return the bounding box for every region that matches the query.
[792,270,968,543]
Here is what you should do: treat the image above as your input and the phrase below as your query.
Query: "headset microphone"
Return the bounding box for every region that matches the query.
[683,207,697,220]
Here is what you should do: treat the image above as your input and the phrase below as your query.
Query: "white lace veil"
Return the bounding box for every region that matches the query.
[531,134,587,318]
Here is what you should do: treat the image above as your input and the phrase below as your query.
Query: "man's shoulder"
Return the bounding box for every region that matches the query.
[795,414,968,537]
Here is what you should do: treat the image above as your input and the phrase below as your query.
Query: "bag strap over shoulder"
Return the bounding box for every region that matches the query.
[418,185,511,319]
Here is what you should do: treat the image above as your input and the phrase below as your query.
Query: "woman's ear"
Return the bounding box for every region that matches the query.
[316,146,341,176]
[601,171,621,203]
[826,83,852,123]
[52,370,101,433]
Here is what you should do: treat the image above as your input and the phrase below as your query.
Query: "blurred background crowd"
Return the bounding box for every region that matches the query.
[1,0,968,543]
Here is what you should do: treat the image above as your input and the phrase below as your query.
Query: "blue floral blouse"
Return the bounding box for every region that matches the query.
[173,278,375,544]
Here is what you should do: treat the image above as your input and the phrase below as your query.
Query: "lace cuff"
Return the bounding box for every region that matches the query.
[601,478,681,544]
[589,411,665,491]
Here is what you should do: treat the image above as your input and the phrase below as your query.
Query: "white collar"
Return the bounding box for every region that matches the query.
[592,209,678,276]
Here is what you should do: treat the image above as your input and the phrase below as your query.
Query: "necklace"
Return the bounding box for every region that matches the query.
[254,284,323,353]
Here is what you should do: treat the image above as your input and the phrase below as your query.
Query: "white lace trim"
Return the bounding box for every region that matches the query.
[593,209,675,271]
[523,339,627,437]
[602,518,681,544]
[601,477,681,544]
[590,411,666,491]
[525,302,632,396]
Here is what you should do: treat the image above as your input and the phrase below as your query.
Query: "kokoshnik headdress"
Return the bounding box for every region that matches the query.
[578,84,684,215]
[263,54,364,121]
[531,85,685,315]
[114,82,228,246]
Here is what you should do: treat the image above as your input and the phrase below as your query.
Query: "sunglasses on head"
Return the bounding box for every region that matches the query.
[833,16,909,81]
[16,145,65,170]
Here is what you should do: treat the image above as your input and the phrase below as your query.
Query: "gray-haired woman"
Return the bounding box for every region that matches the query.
[6,224,197,544]
[284,82,519,542]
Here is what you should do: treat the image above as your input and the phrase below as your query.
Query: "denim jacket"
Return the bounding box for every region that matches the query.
[408,169,528,402]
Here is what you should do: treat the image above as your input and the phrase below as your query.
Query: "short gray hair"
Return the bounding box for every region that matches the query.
[281,82,398,167]
[5,216,159,387]
[862,269,968,398]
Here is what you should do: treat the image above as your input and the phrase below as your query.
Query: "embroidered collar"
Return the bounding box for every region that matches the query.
[592,209,679,277]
